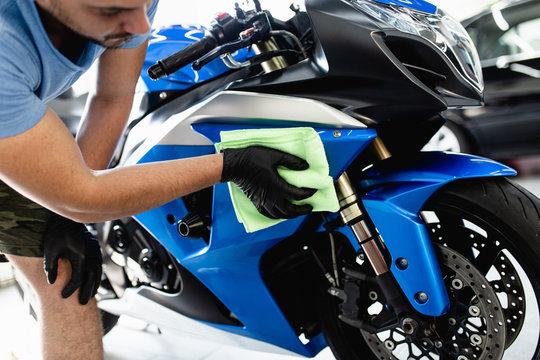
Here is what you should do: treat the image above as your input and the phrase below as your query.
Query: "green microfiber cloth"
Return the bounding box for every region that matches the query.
[215,127,339,233]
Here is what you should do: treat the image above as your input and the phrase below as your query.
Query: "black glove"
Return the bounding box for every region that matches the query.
[222,146,317,219]
[43,213,102,305]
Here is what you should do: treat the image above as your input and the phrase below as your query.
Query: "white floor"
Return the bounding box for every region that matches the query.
[0,282,334,360]
[1,173,540,360]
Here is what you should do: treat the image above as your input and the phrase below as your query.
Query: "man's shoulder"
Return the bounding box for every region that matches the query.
[0,1,40,85]
[0,0,44,139]
[0,0,24,36]
[0,0,17,18]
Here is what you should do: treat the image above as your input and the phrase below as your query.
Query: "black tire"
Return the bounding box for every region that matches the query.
[319,177,540,360]
[97,278,119,336]
[100,309,119,336]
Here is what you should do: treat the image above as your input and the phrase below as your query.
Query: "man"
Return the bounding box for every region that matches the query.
[0,1,315,359]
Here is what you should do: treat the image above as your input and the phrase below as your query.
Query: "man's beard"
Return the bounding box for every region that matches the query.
[43,2,134,49]
[88,33,134,48]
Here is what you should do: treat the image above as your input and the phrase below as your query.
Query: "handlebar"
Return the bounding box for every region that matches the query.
[148,10,276,81]
[147,35,218,80]
[192,26,269,71]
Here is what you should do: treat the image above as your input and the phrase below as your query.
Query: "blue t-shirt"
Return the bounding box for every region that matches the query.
[0,0,158,138]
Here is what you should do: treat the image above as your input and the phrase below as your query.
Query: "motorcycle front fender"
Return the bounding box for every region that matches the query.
[358,151,516,316]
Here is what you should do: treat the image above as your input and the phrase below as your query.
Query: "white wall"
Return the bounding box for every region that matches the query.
[153,0,497,28]
[153,0,301,28]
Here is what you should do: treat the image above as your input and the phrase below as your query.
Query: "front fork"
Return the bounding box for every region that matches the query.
[335,172,388,276]
[331,138,433,332]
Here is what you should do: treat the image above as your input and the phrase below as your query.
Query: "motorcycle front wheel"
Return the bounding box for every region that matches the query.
[320,177,540,360]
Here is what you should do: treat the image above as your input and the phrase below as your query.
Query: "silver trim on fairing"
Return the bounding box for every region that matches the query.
[125,90,366,166]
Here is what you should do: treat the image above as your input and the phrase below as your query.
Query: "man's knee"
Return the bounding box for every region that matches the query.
[6,254,77,304]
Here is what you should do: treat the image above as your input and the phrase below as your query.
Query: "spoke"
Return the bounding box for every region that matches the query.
[406,342,416,359]
[435,212,464,228]
[491,279,506,293]
[428,216,477,260]
[472,247,501,275]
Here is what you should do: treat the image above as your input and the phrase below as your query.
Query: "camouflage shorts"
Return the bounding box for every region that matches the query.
[0,181,52,257]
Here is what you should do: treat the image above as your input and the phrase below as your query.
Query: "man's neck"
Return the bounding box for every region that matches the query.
[36,4,86,64]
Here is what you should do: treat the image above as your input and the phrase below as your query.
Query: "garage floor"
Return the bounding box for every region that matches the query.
[1,166,540,360]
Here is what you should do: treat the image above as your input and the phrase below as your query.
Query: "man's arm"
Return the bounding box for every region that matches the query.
[0,107,223,223]
[76,40,149,170]
[44,41,149,305]
[0,100,317,226]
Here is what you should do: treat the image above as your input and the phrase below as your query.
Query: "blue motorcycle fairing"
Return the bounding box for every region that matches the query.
[371,0,437,14]
[140,25,253,93]
[132,125,376,356]
[359,151,516,316]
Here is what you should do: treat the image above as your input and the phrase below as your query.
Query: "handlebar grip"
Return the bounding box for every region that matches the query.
[148,35,218,80]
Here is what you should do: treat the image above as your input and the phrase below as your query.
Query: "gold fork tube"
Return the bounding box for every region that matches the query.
[335,172,389,276]
[252,39,288,73]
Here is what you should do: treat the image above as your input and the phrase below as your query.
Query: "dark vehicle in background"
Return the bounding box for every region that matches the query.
[424,0,540,160]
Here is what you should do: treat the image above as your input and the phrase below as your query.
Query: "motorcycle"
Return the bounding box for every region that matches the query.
[92,0,540,359]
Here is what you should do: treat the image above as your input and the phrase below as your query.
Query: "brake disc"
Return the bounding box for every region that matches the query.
[361,244,507,360]
[428,217,528,349]
[469,234,526,347]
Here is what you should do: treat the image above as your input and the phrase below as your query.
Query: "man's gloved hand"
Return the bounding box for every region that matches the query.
[43,213,102,305]
[222,146,317,219]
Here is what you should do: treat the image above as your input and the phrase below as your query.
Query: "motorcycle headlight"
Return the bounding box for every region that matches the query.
[344,0,484,92]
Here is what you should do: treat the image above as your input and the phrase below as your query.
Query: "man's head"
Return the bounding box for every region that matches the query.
[34,0,153,48]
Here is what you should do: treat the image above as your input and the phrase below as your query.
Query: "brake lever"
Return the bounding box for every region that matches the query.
[192,19,271,71]
[192,35,254,71]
